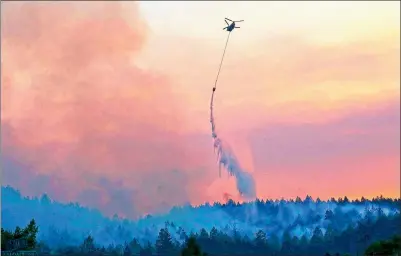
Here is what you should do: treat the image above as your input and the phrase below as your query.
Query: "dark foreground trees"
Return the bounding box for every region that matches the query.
[1,219,39,251]
[364,235,401,256]
[3,214,399,256]
[1,213,400,256]
[181,236,207,256]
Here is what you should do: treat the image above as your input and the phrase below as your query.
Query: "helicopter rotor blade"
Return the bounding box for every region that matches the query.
[223,27,228,30]
[225,18,233,22]
[234,20,244,22]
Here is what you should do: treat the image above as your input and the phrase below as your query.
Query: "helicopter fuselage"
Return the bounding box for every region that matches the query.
[227,22,235,32]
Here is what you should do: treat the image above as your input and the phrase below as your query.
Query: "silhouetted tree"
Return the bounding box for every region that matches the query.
[178,227,189,241]
[325,209,334,220]
[14,226,23,239]
[254,229,267,248]
[198,228,209,248]
[365,235,401,256]
[24,219,39,249]
[81,235,96,253]
[268,233,280,253]
[181,236,207,256]
[139,241,154,256]
[156,228,176,256]
[209,227,218,241]
[1,219,38,251]
[281,229,293,254]
[310,227,324,255]
[128,238,142,255]
[123,241,132,256]
[1,228,13,250]
[298,234,309,255]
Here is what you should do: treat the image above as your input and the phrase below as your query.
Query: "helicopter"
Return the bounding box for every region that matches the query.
[223,18,244,32]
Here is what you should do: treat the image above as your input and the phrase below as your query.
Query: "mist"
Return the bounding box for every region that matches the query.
[2,186,400,249]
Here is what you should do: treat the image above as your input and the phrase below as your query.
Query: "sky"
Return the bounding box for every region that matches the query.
[1,1,400,218]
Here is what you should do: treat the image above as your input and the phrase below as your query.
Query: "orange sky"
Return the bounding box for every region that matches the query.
[1,1,400,217]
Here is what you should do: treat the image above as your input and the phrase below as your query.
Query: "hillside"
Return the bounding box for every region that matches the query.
[2,186,400,255]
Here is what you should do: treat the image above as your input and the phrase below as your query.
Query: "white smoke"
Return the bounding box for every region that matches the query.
[209,90,257,200]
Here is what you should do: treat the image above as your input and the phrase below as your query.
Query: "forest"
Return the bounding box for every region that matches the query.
[2,186,401,255]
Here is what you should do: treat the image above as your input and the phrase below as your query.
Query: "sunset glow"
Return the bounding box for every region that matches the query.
[1,1,399,217]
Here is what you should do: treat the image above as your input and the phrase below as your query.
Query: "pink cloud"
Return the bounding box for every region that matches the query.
[1,2,399,218]
[1,2,217,216]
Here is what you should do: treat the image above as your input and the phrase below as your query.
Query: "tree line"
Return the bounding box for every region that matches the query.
[1,213,400,256]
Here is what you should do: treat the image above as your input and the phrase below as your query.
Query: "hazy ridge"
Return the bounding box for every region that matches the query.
[2,185,400,249]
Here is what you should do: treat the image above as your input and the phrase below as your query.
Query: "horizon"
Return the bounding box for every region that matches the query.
[2,185,400,219]
[1,1,400,219]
